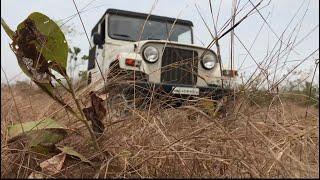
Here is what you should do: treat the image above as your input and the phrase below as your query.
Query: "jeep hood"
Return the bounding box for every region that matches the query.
[134,40,213,52]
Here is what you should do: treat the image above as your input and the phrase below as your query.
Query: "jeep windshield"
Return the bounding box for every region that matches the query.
[108,14,193,44]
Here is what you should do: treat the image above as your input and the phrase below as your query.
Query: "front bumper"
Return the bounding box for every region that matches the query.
[120,82,231,100]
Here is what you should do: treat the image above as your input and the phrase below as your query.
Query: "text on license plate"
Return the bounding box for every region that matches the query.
[172,87,199,95]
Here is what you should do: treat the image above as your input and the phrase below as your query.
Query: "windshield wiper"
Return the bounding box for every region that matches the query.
[112,33,131,38]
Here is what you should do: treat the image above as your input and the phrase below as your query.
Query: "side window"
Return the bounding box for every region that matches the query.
[88,18,105,71]
[100,19,106,44]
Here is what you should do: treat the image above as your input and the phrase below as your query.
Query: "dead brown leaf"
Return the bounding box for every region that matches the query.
[39,152,66,175]
[28,172,45,179]
[83,91,106,135]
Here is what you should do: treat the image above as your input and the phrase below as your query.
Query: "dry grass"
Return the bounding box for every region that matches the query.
[1,0,318,178]
[1,80,318,178]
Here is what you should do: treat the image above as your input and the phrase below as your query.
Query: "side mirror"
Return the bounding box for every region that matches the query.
[93,33,103,46]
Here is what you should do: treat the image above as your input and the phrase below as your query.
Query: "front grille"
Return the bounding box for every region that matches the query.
[161,47,198,85]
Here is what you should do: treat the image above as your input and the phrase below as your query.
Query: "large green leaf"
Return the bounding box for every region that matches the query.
[15,54,34,79]
[57,146,93,166]
[1,18,15,40]
[8,118,67,141]
[29,129,68,147]
[8,119,68,153]
[17,12,68,71]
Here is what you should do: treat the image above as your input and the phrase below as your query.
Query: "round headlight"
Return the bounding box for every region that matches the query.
[202,53,216,69]
[143,46,159,63]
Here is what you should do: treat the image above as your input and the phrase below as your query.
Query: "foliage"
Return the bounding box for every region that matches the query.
[248,90,274,107]
[1,12,102,153]
[8,118,66,140]
[7,118,68,151]
[68,46,89,80]
[281,81,319,107]
[1,18,15,39]
[16,12,68,72]
[57,146,93,166]
[1,12,69,104]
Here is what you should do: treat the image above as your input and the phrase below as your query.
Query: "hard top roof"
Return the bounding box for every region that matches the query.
[91,8,193,35]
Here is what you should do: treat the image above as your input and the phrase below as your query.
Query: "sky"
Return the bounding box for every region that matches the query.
[1,0,319,86]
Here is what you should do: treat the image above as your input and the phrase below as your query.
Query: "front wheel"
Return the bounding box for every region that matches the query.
[105,86,147,118]
[107,93,130,118]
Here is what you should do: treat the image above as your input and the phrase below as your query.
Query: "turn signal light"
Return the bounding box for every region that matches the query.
[125,58,141,67]
[125,58,135,66]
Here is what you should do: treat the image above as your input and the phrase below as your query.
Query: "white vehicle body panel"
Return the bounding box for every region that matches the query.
[87,11,237,92]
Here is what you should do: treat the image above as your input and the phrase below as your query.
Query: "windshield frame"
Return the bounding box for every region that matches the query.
[107,14,194,44]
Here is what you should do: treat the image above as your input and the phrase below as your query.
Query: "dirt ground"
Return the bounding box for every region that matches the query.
[1,81,319,178]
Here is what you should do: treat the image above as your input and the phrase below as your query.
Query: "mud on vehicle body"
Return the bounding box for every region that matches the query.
[86,8,237,109]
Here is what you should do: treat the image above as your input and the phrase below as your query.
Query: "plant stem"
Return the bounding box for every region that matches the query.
[65,77,101,152]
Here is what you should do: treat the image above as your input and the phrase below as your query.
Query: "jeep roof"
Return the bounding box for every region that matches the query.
[91,8,194,36]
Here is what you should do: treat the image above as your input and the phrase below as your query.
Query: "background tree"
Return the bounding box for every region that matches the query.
[68,47,89,82]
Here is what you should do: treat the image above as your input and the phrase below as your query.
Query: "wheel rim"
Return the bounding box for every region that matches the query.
[107,94,127,117]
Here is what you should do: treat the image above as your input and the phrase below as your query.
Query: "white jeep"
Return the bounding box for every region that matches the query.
[86,9,237,108]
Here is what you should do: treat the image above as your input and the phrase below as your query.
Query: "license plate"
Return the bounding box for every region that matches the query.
[172,87,199,95]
